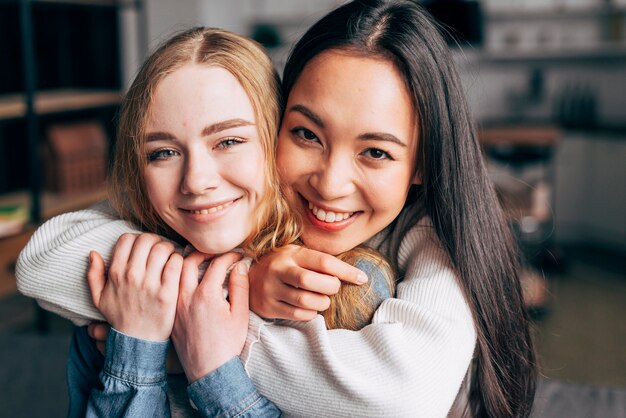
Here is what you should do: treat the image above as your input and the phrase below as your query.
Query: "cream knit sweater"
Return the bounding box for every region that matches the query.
[16,201,475,417]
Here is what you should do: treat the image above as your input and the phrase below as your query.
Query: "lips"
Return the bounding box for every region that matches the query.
[182,198,239,215]
[308,202,354,223]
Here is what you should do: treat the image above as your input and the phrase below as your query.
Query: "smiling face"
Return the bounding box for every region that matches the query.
[277,50,419,255]
[142,64,265,254]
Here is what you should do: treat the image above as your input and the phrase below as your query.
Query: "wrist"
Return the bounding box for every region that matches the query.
[112,320,172,342]
[184,352,236,383]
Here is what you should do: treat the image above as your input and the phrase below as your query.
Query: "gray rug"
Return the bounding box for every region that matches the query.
[0,333,70,418]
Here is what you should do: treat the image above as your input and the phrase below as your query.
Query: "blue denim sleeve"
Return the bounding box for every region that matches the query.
[354,257,394,301]
[85,328,171,418]
[187,356,281,418]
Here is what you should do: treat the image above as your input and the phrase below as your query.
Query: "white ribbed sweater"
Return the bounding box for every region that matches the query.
[16,201,476,417]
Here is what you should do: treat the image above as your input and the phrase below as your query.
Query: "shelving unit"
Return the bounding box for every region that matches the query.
[482,1,626,61]
[0,0,146,236]
[0,0,146,329]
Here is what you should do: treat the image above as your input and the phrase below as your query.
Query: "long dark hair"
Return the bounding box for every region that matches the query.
[282,1,536,416]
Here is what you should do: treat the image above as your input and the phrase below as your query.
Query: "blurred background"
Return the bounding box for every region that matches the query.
[0,0,624,416]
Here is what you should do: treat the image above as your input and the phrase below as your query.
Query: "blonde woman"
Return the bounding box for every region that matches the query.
[18,26,391,417]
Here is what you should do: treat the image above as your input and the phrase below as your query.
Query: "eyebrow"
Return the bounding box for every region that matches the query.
[358,132,407,147]
[202,118,254,137]
[145,118,255,143]
[288,104,325,129]
[288,104,407,147]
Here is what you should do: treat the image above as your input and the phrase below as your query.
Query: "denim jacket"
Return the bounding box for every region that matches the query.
[67,326,280,417]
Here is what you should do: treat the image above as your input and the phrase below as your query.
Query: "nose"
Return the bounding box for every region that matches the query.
[180,150,219,195]
[309,153,357,201]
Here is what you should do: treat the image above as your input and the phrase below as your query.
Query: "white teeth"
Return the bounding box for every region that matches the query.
[308,202,353,223]
[189,201,234,214]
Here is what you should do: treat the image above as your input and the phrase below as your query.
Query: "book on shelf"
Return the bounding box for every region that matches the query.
[0,203,28,239]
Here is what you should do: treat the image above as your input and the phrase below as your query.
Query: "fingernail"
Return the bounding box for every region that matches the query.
[237,262,249,274]
[357,272,368,284]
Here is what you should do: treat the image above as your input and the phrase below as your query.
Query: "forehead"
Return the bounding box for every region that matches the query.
[288,50,417,142]
[146,64,256,129]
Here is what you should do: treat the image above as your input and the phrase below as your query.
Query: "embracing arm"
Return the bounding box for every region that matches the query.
[15,201,144,324]
[241,217,476,418]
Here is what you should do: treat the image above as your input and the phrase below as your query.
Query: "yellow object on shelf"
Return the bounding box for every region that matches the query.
[0,204,28,239]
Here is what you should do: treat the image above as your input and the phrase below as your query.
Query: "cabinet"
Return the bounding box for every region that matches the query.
[0,0,146,236]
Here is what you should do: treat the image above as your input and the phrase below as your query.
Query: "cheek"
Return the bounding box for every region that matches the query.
[143,167,178,214]
[238,146,267,196]
[366,168,412,210]
[276,137,300,184]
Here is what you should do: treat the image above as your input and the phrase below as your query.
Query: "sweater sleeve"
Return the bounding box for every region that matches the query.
[15,201,144,325]
[240,218,476,418]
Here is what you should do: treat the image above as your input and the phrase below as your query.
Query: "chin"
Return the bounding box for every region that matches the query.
[191,239,241,255]
[303,238,351,256]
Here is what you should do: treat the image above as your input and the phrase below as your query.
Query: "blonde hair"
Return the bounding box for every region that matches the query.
[323,246,395,330]
[109,27,299,259]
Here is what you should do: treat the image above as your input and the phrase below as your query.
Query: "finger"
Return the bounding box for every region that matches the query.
[228,261,250,318]
[108,233,138,277]
[87,322,110,342]
[179,253,205,299]
[278,286,331,311]
[162,253,184,292]
[126,234,164,282]
[272,301,318,321]
[87,251,106,307]
[185,251,211,266]
[198,252,243,295]
[282,266,342,296]
[144,241,176,288]
[296,249,368,285]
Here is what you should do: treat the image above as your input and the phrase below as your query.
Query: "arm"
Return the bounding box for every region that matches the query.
[15,201,146,325]
[241,217,476,418]
[79,233,181,418]
[172,252,281,418]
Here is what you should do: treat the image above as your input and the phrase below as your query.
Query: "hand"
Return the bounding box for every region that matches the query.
[172,252,250,383]
[87,322,110,356]
[249,245,368,320]
[87,233,183,341]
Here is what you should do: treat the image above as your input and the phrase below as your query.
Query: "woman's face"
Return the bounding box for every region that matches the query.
[277,50,419,255]
[143,64,265,254]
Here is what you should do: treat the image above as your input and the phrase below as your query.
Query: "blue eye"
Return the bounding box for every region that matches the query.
[147,149,178,162]
[216,137,244,149]
[291,127,319,142]
[363,148,392,160]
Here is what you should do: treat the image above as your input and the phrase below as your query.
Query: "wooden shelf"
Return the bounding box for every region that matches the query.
[0,227,34,298]
[0,89,122,121]
[0,186,107,225]
[479,124,561,147]
[0,186,107,298]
